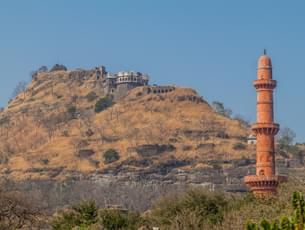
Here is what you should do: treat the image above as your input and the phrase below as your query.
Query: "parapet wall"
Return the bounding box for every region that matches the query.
[142,86,176,95]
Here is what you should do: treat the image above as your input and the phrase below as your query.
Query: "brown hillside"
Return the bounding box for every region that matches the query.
[0,68,253,181]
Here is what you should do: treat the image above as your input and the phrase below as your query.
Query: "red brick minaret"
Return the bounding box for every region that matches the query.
[244,51,286,197]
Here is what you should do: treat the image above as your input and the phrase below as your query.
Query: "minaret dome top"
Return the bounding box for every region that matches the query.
[258,50,272,68]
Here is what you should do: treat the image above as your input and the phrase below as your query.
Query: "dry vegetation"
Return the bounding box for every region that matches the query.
[3,173,299,230]
[0,69,252,181]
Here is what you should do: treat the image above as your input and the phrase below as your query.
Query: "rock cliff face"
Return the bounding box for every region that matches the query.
[0,66,260,210]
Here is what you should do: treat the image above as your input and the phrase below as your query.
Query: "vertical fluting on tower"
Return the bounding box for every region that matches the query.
[244,51,287,197]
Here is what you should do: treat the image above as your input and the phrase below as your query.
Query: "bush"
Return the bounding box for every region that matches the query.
[38,66,48,72]
[95,96,114,113]
[100,209,141,230]
[50,64,67,72]
[103,149,120,164]
[246,192,305,230]
[52,200,142,230]
[67,106,78,119]
[52,200,98,229]
[233,142,246,150]
[212,101,232,118]
[150,189,228,228]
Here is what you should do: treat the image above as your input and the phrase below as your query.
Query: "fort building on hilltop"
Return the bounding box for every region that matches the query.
[104,70,149,99]
[69,65,175,100]
[24,64,176,106]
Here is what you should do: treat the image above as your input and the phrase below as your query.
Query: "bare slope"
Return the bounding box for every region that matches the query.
[0,69,253,181]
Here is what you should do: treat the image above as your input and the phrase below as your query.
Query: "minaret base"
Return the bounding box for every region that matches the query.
[244,175,287,198]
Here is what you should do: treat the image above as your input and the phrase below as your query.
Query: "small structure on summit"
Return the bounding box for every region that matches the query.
[33,64,176,101]
[104,71,149,99]
[94,67,175,100]
[247,134,256,145]
[244,51,287,197]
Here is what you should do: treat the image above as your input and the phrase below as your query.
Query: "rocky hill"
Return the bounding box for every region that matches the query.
[0,66,267,210]
[0,67,253,180]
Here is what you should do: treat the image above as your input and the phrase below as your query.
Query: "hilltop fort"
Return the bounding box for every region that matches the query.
[29,65,175,103]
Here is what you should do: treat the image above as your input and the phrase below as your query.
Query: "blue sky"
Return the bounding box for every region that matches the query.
[0,0,304,141]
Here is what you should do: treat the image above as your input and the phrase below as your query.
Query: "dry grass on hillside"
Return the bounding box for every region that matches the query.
[0,70,252,181]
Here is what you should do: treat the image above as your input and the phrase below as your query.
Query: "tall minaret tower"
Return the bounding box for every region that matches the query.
[244,50,286,197]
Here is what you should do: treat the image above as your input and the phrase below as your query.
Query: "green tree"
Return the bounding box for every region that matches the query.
[95,96,114,113]
[246,192,305,230]
[52,200,98,230]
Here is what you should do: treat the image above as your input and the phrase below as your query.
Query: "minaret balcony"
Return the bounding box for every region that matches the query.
[252,123,279,135]
[244,175,287,191]
[253,79,277,90]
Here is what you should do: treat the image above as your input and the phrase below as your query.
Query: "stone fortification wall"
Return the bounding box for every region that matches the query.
[142,86,176,95]
[32,66,180,101]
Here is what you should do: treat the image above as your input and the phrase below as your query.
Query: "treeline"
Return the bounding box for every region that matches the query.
[3,176,305,229]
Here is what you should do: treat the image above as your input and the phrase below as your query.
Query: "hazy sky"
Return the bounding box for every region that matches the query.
[0,0,304,141]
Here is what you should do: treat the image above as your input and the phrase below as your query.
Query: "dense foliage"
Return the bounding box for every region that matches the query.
[100,209,142,230]
[95,96,114,113]
[247,192,305,230]
[67,105,78,119]
[103,149,120,164]
[149,189,229,229]
[52,200,98,229]
[52,200,142,230]
[3,175,305,229]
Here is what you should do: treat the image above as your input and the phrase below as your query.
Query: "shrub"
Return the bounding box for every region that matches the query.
[51,200,142,230]
[233,142,246,150]
[50,64,67,72]
[103,149,120,164]
[246,191,305,230]
[52,200,98,229]
[38,66,48,72]
[95,96,114,113]
[41,159,49,165]
[67,106,77,119]
[212,101,232,118]
[100,209,141,230]
[78,149,95,158]
[150,189,228,228]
